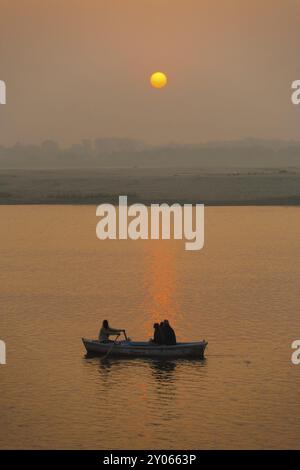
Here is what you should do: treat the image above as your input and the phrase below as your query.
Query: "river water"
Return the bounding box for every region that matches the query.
[0,205,299,449]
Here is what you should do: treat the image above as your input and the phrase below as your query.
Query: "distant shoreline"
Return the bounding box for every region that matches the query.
[1,168,299,207]
[1,199,300,206]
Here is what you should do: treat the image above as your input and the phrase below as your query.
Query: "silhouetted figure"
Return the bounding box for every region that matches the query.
[160,321,166,345]
[99,319,124,342]
[153,323,164,345]
[162,319,177,345]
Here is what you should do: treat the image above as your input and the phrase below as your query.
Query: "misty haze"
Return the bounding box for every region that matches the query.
[0,138,299,205]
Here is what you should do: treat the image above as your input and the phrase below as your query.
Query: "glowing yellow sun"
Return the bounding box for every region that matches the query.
[150,72,168,89]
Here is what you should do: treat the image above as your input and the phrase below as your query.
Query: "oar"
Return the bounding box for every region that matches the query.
[102,334,120,360]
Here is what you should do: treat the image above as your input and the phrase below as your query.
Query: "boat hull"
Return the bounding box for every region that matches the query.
[82,338,208,359]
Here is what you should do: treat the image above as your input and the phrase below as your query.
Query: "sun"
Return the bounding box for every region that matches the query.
[150,72,168,89]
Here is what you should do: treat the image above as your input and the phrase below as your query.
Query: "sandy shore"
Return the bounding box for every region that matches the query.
[0,168,299,205]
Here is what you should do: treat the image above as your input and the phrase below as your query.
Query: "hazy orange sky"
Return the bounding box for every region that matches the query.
[1,0,300,145]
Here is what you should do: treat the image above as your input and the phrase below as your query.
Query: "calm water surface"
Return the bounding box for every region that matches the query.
[0,206,300,449]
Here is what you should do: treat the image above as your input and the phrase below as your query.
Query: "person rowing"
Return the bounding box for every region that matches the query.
[99,319,125,343]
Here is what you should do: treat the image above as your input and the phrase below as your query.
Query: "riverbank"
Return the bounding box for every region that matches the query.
[0,168,299,205]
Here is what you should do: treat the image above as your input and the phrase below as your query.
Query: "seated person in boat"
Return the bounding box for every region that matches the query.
[162,320,177,345]
[159,322,166,344]
[99,320,124,342]
[152,322,164,345]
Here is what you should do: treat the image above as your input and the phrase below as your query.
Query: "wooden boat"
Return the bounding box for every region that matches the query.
[82,338,208,359]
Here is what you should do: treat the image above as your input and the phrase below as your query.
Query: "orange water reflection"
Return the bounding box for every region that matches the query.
[142,241,182,338]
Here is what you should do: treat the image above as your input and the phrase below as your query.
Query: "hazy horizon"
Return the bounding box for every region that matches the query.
[1,137,300,169]
[1,0,300,146]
